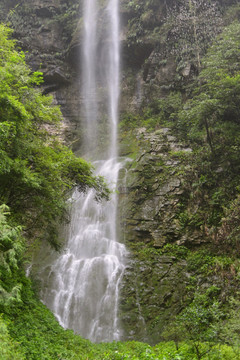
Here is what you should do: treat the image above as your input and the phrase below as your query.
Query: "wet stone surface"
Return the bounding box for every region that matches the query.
[118,127,201,343]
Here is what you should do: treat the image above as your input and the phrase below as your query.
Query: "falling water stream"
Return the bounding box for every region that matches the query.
[39,0,127,342]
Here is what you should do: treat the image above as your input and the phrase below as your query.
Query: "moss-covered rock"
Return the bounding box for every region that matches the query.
[118,123,240,343]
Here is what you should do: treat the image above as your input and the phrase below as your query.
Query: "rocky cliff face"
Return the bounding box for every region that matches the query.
[119,0,237,112]
[117,127,191,343]
[0,0,82,147]
[119,128,193,248]
[117,124,238,343]
[117,0,239,342]
[2,0,234,141]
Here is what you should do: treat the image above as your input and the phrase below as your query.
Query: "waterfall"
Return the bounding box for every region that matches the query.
[39,0,126,343]
[81,0,98,151]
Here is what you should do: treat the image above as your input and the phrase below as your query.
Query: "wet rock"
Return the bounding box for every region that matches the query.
[44,67,71,87]
[118,126,212,342]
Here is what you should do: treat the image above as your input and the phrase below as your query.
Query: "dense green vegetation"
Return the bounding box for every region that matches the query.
[0,23,109,358]
[0,24,108,247]
[1,6,240,360]
[173,21,240,246]
[1,267,239,359]
[119,17,240,358]
[122,20,240,247]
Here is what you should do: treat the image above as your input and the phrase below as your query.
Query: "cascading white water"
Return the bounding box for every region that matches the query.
[107,0,120,159]
[82,0,98,149]
[39,0,126,343]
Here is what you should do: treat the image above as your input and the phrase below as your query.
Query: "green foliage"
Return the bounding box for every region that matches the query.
[161,290,224,360]
[178,291,223,340]
[220,298,240,349]
[120,92,183,135]
[186,249,234,277]
[136,242,189,261]
[0,315,25,360]
[177,22,240,152]
[162,243,189,259]
[224,3,240,24]
[1,274,239,360]
[54,1,81,43]
[217,194,240,253]
[147,0,223,93]
[170,21,240,243]
[0,8,240,360]
[119,113,140,157]
[0,26,111,358]
[0,205,23,307]
[120,18,240,358]
[0,23,109,248]
[143,92,183,128]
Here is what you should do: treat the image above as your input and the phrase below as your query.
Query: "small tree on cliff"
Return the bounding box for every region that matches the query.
[166,0,223,73]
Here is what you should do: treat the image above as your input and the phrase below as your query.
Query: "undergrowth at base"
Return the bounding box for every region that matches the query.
[1,273,239,360]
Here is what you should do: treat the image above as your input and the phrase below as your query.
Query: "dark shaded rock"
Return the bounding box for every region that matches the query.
[43,67,71,87]
[117,126,214,342]
[35,7,54,17]
[122,41,154,68]
[119,127,198,248]
[119,255,189,344]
